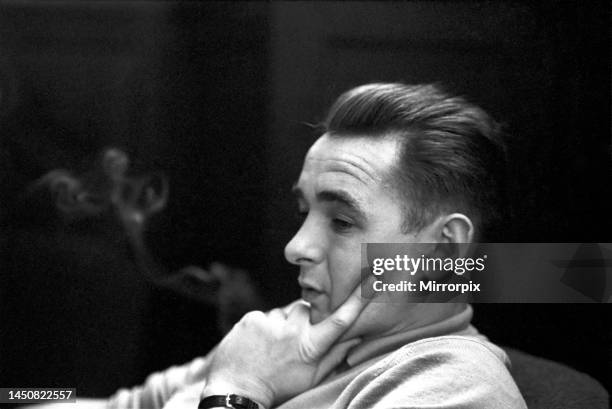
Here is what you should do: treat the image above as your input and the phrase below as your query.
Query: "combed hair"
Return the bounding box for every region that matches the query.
[323,83,507,239]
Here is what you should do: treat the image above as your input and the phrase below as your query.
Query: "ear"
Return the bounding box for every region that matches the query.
[419,213,474,246]
[440,213,474,246]
[419,213,474,280]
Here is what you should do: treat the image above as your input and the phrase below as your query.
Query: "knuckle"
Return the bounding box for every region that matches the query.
[299,339,318,362]
[329,314,350,330]
[241,310,265,325]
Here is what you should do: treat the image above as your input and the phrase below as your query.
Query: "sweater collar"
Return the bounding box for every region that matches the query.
[345,304,474,368]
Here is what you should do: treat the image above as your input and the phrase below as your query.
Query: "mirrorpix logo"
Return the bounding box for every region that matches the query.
[555,243,612,302]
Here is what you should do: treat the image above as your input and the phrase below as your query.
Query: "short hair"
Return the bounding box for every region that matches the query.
[323,83,507,240]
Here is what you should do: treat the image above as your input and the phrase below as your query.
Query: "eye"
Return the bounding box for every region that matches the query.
[331,217,354,232]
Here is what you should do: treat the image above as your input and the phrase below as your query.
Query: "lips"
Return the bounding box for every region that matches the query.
[301,288,325,304]
[298,277,325,303]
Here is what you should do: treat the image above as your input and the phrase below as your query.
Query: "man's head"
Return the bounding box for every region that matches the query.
[325,83,506,237]
[285,83,506,336]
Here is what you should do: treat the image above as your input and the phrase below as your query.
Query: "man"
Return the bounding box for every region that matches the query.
[105,83,526,408]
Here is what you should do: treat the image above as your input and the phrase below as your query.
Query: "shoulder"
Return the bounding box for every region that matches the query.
[342,336,526,408]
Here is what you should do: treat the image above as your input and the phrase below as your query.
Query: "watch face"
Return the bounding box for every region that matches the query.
[229,394,260,409]
[198,394,260,409]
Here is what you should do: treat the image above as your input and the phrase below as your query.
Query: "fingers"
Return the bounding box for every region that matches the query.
[283,299,309,317]
[285,300,311,324]
[240,310,267,325]
[313,338,361,384]
[266,307,287,321]
[309,278,372,353]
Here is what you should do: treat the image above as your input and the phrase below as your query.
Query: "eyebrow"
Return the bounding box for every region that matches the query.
[291,184,365,218]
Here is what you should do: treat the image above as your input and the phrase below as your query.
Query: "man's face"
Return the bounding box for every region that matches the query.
[285,133,425,337]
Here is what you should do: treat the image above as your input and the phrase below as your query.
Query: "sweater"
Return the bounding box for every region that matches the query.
[108,305,527,409]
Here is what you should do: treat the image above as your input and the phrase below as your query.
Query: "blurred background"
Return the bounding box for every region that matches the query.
[1,0,610,396]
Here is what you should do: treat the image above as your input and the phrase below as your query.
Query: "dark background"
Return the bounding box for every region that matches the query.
[1,0,610,396]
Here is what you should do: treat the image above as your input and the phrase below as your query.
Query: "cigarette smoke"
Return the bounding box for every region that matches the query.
[34,147,262,332]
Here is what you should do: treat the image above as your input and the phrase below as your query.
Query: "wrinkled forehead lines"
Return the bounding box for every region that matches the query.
[302,133,402,184]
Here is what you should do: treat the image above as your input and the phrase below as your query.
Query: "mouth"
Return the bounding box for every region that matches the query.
[301,288,325,304]
[298,278,325,304]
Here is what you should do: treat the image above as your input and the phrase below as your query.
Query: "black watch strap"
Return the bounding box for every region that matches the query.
[198,394,260,409]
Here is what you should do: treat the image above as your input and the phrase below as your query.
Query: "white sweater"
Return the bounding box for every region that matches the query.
[107,305,527,409]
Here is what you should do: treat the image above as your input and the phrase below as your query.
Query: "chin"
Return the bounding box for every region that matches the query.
[308,307,328,325]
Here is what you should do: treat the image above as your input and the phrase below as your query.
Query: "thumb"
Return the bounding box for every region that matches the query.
[313,338,361,384]
[309,280,369,353]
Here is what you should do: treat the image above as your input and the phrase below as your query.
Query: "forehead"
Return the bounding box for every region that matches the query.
[300,133,401,186]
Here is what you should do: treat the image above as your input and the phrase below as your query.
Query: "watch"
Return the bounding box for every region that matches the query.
[198,393,261,409]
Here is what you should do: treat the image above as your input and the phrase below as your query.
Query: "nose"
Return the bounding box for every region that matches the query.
[284,216,324,266]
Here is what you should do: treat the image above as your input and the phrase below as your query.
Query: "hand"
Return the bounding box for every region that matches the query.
[200,283,368,408]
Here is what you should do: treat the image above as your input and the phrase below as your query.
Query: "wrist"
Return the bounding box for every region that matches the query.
[198,394,263,409]
[201,378,271,409]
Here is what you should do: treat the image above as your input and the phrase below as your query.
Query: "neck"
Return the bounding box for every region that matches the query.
[344,303,473,368]
[380,302,468,338]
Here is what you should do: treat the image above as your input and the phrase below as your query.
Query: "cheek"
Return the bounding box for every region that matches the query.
[327,246,363,310]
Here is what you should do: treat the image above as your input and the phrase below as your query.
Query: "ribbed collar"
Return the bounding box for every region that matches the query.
[345,304,475,368]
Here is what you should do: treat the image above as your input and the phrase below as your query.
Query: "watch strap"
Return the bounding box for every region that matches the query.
[198,393,261,409]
